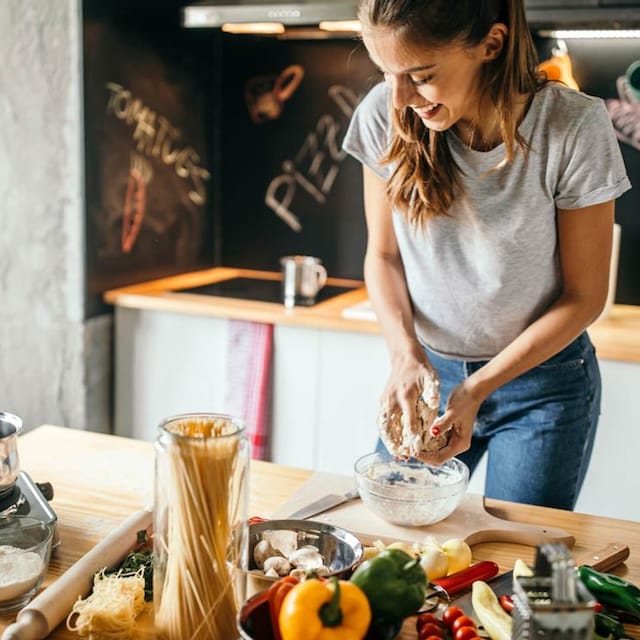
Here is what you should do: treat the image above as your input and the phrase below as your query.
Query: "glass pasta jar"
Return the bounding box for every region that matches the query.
[153,413,250,640]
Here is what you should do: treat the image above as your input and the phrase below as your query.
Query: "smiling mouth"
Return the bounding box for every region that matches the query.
[415,104,442,119]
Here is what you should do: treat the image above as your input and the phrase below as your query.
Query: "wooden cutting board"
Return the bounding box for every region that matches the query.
[273,471,575,548]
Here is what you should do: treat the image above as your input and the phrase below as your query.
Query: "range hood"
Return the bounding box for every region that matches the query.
[525,0,640,28]
[181,0,640,32]
[182,0,358,28]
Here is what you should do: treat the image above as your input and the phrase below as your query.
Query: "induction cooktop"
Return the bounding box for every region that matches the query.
[175,277,358,305]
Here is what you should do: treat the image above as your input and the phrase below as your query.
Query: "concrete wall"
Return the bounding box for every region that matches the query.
[0,0,110,433]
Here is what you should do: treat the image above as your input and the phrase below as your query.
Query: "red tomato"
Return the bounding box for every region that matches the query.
[499,594,514,613]
[442,605,465,628]
[416,612,442,631]
[418,622,445,639]
[452,615,477,633]
[455,626,481,640]
[421,636,445,640]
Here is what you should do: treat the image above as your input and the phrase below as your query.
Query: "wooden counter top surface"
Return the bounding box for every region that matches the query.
[104,267,640,364]
[2,425,639,639]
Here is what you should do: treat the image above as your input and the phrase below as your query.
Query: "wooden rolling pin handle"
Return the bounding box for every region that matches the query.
[1,509,153,640]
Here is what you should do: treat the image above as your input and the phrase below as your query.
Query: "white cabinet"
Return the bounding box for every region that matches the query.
[576,359,640,521]
[113,307,229,440]
[113,308,390,469]
[271,326,389,473]
[114,306,639,521]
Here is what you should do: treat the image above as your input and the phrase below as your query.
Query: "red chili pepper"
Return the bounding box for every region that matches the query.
[248,516,267,525]
[267,575,300,640]
[499,594,515,613]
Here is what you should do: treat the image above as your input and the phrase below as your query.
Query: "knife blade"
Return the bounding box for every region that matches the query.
[287,488,360,520]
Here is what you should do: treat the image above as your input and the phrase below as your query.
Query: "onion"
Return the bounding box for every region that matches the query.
[419,547,449,580]
[441,538,472,575]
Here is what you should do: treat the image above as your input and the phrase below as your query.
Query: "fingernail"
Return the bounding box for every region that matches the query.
[431,425,440,436]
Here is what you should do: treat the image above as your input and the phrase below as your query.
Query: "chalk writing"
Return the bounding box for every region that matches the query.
[121,154,152,252]
[105,82,211,206]
[265,85,361,232]
[606,75,640,152]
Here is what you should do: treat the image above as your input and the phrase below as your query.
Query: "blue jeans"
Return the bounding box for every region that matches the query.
[376,332,601,510]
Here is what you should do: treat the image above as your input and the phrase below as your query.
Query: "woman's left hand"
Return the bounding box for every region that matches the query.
[416,379,481,464]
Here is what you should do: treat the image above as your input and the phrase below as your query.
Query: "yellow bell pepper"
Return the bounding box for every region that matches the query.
[278,577,372,640]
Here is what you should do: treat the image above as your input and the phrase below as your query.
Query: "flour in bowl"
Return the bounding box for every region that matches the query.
[0,545,43,601]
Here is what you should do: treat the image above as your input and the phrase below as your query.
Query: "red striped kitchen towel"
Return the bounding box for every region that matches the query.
[224,320,274,460]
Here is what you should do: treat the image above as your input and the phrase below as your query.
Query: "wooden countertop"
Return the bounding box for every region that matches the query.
[2,425,639,639]
[104,266,378,335]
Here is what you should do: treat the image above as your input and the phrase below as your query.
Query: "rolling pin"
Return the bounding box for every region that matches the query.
[2,509,153,640]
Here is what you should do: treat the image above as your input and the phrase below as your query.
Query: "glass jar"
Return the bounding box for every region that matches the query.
[153,413,249,640]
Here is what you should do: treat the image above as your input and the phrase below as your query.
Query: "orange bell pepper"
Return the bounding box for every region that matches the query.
[278,577,372,640]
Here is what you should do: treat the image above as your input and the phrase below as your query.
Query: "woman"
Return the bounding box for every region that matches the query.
[343,0,630,509]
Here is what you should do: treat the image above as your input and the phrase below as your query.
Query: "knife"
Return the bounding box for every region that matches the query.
[287,488,360,520]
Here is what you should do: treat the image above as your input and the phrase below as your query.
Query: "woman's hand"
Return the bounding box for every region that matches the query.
[380,341,440,440]
[417,378,482,464]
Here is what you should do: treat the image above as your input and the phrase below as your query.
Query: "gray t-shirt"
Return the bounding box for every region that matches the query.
[343,82,631,360]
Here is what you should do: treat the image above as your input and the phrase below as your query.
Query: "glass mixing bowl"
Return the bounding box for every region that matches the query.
[354,453,469,527]
[0,515,54,613]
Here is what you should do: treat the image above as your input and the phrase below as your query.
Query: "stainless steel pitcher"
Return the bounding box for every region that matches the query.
[280,255,327,308]
[0,412,22,496]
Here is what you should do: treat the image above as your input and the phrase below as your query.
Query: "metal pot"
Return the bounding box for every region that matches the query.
[0,412,22,496]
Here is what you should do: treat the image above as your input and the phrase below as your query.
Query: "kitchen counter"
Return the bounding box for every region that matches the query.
[2,425,639,639]
[104,267,640,363]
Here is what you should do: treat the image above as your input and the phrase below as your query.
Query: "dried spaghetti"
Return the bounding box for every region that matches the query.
[66,568,146,639]
[154,415,248,640]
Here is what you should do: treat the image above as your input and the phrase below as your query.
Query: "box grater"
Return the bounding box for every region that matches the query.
[511,543,596,639]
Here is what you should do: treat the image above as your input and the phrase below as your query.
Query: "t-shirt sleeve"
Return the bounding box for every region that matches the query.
[554,99,631,209]
[342,82,393,180]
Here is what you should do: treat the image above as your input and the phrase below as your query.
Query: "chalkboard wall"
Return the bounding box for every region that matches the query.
[83,0,218,317]
[217,35,376,281]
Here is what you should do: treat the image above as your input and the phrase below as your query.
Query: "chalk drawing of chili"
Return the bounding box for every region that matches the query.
[121,153,152,253]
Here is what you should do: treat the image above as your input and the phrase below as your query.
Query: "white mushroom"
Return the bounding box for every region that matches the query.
[288,546,325,571]
[263,556,292,576]
[264,530,298,558]
[253,539,279,569]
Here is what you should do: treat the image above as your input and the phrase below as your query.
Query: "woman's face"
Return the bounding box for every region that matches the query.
[363,26,493,135]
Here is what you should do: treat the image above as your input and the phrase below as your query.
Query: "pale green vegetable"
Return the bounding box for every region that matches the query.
[471,580,512,640]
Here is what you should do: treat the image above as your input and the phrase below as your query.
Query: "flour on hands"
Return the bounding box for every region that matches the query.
[378,378,449,457]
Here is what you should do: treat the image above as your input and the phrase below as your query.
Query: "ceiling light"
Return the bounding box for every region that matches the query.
[318,20,361,32]
[221,22,285,34]
[538,29,640,39]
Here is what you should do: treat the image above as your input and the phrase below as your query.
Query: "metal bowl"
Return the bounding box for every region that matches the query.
[354,452,469,527]
[246,519,363,596]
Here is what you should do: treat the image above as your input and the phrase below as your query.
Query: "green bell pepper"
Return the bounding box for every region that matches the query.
[350,548,427,624]
[577,565,640,617]
[594,611,627,639]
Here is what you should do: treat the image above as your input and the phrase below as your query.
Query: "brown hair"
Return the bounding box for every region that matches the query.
[358,0,546,227]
